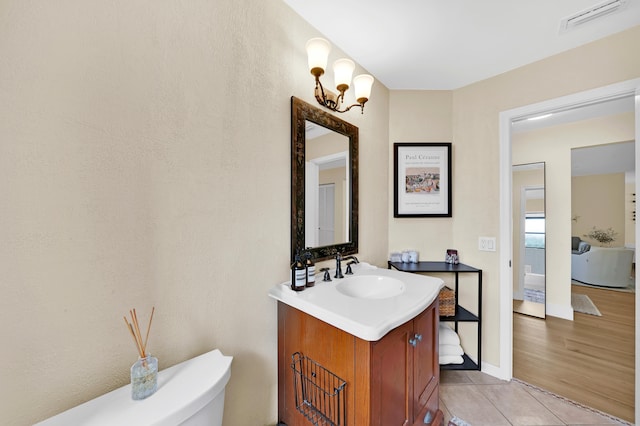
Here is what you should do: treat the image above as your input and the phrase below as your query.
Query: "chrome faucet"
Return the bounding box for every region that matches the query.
[335,254,359,279]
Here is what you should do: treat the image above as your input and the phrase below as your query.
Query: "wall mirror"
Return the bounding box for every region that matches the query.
[512,162,546,319]
[291,96,358,261]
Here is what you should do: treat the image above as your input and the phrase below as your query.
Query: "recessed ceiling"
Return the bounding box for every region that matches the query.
[283,0,640,90]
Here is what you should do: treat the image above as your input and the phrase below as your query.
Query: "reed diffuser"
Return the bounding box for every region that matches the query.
[123,307,157,400]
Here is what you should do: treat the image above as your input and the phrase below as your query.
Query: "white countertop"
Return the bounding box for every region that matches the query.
[268,263,444,341]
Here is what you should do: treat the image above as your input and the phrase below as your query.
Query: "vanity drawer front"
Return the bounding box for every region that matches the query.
[413,384,442,426]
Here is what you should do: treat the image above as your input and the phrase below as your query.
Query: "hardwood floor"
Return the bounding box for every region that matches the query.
[513,284,635,423]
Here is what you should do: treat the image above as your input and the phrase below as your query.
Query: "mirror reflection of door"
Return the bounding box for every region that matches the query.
[318,183,336,246]
[305,120,350,248]
[513,162,546,319]
[305,154,348,247]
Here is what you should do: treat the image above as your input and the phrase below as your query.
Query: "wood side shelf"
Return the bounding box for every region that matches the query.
[388,261,482,371]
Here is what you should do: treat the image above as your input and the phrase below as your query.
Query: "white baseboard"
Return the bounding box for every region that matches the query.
[546,303,573,320]
[480,361,510,381]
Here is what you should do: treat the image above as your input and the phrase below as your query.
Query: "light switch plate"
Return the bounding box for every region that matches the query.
[478,236,496,252]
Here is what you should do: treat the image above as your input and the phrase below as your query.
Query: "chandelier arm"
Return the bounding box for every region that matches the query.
[313,76,364,113]
[315,77,330,106]
[336,103,365,114]
[336,91,345,107]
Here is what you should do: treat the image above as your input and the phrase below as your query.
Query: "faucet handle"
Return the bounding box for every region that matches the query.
[319,267,332,282]
[345,261,356,275]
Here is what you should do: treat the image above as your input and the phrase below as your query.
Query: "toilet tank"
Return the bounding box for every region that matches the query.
[35,349,233,426]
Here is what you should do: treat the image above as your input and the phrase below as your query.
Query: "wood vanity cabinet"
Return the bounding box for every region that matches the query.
[277,299,443,426]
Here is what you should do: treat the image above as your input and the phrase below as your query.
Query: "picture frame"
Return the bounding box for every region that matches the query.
[394,142,452,217]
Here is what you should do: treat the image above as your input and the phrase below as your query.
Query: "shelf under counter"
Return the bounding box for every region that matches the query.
[440,305,478,322]
[440,354,479,371]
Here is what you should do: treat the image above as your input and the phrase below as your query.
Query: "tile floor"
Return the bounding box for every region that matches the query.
[440,370,632,426]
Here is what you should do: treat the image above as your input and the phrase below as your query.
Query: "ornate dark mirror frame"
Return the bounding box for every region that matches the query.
[291,96,359,262]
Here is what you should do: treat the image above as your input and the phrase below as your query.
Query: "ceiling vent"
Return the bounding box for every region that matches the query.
[560,0,629,33]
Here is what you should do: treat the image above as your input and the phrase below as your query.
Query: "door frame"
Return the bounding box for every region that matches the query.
[498,79,640,421]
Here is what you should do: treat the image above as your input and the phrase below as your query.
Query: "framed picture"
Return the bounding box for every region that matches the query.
[394,142,452,217]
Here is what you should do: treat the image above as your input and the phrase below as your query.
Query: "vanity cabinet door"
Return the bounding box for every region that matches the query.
[412,301,440,425]
[370,321,413,426]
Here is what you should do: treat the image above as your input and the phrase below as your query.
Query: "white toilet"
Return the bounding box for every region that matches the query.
[35,349,233,426]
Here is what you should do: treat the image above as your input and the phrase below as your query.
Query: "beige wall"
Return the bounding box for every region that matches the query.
[455,28,640,366]
[390,26,640,368]
[572,173,626,247]
[2,1,639,424]
[0,1,390,425]
[388,91,454,259]
[307,131,349,159]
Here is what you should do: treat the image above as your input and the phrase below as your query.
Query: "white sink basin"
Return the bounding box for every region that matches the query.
[336,275,406,299]
[269,262,444,341]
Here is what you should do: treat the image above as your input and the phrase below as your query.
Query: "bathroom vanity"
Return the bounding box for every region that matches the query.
[270,265,444,426]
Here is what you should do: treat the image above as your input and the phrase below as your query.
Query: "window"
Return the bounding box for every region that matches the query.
[525,214,545,248]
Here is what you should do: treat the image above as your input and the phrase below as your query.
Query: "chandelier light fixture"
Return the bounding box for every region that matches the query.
[305,37,374,114]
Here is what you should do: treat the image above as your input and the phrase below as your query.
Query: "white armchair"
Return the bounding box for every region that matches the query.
[571,246,634,288]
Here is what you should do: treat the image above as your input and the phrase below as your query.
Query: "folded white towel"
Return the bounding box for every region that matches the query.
[439,354,464,365]
[439,343,463,356]
[439,324,461,345]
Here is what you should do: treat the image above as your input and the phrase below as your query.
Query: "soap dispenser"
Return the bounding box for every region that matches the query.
[304,249,315,287]
[291,252,306,292]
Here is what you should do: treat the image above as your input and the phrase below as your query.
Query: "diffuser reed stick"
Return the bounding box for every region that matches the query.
[123,307,155,358]
[143,307,155,353]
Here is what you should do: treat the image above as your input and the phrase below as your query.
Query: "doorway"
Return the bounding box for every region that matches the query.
[498,78,640,421]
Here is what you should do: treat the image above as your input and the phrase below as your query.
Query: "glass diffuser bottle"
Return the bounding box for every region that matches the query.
[131,354,158,400]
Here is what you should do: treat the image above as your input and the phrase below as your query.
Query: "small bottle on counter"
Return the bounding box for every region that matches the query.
[291,252,307,292]
[304,250,315,287]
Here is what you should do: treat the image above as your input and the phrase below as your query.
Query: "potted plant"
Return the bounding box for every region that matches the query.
[583,227,617,246]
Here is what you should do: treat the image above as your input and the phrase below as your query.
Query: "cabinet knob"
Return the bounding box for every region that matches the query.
[408,333,422,347]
